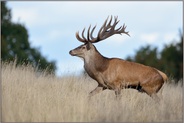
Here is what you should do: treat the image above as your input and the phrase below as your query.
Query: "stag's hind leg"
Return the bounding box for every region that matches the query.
[156,83,165,100]
[151,93,161,103]
[141,79,164,102]
[141,86,161,103]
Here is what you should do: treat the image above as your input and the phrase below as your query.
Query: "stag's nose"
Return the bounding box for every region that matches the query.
[69,50,72,55]
[69,50,74,56]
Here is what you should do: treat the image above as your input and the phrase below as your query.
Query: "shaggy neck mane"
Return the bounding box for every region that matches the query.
[84,47,109,73]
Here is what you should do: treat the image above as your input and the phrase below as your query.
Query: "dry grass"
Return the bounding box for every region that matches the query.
[1,62,183,122]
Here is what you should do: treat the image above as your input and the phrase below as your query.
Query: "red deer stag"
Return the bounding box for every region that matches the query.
[69,16,167,100]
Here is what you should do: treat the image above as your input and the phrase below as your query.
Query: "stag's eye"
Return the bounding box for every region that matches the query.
[82,46,86,49]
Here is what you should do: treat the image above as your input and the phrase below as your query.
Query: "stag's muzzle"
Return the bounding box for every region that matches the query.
[69,50,75,56]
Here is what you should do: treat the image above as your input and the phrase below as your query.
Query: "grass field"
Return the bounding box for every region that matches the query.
[1,62,183,122]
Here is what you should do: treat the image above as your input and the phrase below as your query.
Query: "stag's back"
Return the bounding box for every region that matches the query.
[103,58,163,85]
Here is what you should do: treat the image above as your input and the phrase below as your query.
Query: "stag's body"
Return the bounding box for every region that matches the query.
[69,16,167,99]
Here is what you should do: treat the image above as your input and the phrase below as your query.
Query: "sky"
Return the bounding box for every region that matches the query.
[7,1,183,76]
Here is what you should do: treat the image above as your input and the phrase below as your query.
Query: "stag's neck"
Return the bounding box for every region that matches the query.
[84,48,109,73]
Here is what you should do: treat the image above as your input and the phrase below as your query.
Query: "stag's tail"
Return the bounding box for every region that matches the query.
[154,68,168,82]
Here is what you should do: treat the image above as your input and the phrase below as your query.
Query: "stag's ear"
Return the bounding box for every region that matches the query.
[86,42,91,50]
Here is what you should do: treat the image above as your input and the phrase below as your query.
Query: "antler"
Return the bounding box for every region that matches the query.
[76,16,130,43]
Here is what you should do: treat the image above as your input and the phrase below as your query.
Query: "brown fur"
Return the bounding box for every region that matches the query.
[69,42,167,99]
[154,68,168,82]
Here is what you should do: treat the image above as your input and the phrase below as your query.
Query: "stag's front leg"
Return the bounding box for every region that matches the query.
[114,85,122,100]
[115,89,121,100]
[89,85,105,97]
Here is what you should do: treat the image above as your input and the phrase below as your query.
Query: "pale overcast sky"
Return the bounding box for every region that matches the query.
[7,1,183,76]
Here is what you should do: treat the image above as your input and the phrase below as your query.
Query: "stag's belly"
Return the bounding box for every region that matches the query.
[103,74,140,89]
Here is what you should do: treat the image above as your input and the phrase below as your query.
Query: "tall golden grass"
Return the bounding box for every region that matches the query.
[1,62,183,122]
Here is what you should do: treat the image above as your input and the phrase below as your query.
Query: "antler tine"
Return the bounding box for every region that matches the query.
[116,26,122,32]
[76,31,86,43]
[90,25,97,41]
[106,15,113,30]
[110,17,130,36]
[119,24,130,36]
[112,16,120,30]
[98,16,110,36]
[82,28,87,41]
[87,25,91,41]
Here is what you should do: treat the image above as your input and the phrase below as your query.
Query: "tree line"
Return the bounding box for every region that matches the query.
[1,1,56,74]
[126,32,183,82]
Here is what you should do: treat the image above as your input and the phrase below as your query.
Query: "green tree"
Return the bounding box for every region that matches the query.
[126,33,183,82]
[126,45,161,70]
[160,33,183,81]
[135,46,160,69]
[1,1,56,74]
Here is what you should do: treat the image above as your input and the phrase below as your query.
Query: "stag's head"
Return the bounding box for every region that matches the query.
[69,16,130,59]
[69,42,95,58]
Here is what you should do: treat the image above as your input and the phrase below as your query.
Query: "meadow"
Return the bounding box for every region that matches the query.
[1,62,183,122]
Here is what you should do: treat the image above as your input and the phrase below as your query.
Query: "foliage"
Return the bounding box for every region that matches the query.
[126,33,183,82]
[1,1,56,74]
